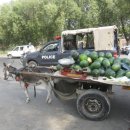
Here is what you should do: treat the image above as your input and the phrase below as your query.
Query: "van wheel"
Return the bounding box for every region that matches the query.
[8,54,12,59]
[28,61,37,67]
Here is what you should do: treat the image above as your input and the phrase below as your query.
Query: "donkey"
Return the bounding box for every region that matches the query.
[3,63,14,80]
[3,63,54,103]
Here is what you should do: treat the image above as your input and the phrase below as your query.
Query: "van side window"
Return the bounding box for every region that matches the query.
[20,47,24,51]
[63,35,77,50]
[86,33,94,49]
[77,32,94,49]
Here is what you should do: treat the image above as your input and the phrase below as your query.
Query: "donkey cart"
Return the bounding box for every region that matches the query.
[18,68,130,121]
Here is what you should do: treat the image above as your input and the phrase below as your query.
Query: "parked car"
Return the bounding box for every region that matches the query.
[22,25,118,67]
[7,45,35,58]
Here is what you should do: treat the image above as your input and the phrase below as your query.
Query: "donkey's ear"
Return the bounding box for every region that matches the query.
[3,62,6,67]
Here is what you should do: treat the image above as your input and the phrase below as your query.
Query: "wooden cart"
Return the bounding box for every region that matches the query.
[19,68,130,121]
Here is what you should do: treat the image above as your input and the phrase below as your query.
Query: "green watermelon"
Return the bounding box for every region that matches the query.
[90,61,101,69]
[84,50,90,57]
[126,71,130,78]
[84,67,91,75]
[99,68,105,76]
[80,60,89,68]
[114,58,121,64]
[79,54,88,61]
[116,69,126,78]
[111,63,121,72]
[92,69,100,77]
[90,51,98,60]
[105,68,116,78]
[56,64,63,70]
[105,52,113,58]
[98,52,105,57]
[73,65,82,71]
[102,59,111,68]
[96,57,104,63]
[109,57,115,65]
[71,50,79,60]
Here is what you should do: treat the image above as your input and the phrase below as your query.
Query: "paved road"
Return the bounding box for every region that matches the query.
[0,57,130,130]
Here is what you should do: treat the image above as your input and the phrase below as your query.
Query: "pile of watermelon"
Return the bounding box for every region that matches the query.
[66,50,130,79]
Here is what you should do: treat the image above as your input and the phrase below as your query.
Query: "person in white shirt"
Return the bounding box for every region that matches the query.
[28,42,35,53]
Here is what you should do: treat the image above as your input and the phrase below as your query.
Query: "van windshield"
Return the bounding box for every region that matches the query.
[13,47,19,51]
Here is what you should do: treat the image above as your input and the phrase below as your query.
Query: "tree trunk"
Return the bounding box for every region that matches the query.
[120,17,129,45]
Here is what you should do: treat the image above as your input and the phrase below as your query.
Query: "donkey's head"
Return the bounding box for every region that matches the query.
[3,63,17,74]
[3,62,19,80]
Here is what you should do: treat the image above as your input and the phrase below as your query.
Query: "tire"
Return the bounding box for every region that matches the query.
[77,89,111,121]
[28,61,37,67]
[8,54,12,59]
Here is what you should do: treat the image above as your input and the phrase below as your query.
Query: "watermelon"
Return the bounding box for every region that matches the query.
[109,57,115,65]
[90,61,101,69]
[116,69,126,78]
[71,50,79,60]
[73,65,82,71]
[114,58,121,64]
[102,59,111,68]
[126,71,130,78]
[79,54,87,61]
[84,67,91,75]
[56,64,63,70]
[111,63,121,72]
[87,57,92,64]
[105,52,113,58]
[80,60,89,68]
[99,68,105,76]
[84,50,90,56]
[96,57,104,63]
[90,51,98,60]
[98,52,105,57]
[105,68,116,78]
[92,69,100,77]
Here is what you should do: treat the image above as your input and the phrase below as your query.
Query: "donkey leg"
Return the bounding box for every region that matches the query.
[3,69,8,80]
[46,82,53,104]
[23,83,30,103]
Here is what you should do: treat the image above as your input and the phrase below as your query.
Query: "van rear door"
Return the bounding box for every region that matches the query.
[93,26,117,51]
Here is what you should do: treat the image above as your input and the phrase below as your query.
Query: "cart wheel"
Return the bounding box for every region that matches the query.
[77,89,111,121]
[8,54,12,59]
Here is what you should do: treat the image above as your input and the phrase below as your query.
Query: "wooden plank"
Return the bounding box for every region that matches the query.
[19,71,130,87]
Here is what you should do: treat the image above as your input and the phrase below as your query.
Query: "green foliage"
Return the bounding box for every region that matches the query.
[0,0,130,48]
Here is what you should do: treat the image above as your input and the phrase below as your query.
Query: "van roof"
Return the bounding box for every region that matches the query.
[62,25,117,35]
[17,45,29,47]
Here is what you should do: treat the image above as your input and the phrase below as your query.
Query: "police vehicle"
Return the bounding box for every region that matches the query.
[23,25,118,67]
[23,40,72,67]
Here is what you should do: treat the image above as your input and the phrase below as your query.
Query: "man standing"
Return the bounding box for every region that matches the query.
[28,42,35,53]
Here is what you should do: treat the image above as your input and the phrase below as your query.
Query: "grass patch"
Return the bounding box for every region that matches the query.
[0,50,7,56]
